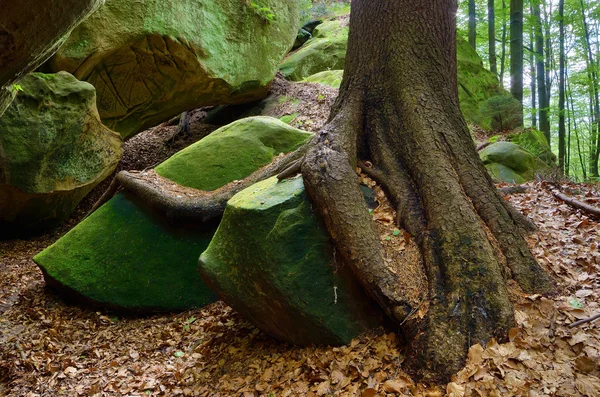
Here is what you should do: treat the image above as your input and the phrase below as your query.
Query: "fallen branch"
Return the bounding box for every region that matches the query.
[569,313,600,328]
[476,141,492,152]
[553,191,600,218]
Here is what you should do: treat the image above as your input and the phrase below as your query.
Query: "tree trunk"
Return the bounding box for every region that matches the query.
[500,0,508,87]
[529,28,537,127]
[107,0,555,382]
[469,0,477,50]
[488,0,498,76]
[558,0,566,173]
[533,0,550,145]
[581,0,600,178]
[510,0,524,125]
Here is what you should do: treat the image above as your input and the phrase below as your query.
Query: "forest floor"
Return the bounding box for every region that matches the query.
[1,80,600,396]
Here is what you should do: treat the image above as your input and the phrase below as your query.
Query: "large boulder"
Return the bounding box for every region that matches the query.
[0,0,103,117]
[508,128,556,165]
[279,20,348,81]
[480,141,550,183]
[48,0,300,139]
[304,69,344,88]
[199,176,383,346]
[0,72,122,234]
[34,117,312,312]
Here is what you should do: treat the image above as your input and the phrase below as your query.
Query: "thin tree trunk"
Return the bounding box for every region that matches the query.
[558,0,566,173]
[469,0,477,50]
[510,0,524,125]
[580,0,600,178]
[500,0,508,86]
[529,28,537,127]
[533,0,550,145]
[489,0,498,76]
[567,68,587,180]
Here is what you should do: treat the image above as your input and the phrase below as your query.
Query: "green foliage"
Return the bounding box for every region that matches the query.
[247,1,275,22]
[479,94,523,131]
[10,84,23,93]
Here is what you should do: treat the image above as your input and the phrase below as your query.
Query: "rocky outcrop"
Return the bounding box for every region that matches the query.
[48,0,300,139]
[304,70,343,88]
[34,117,312,312]
[480,141,550,183]
[0,0,103,117]
[0,72,122,234]
[199,176,383,345]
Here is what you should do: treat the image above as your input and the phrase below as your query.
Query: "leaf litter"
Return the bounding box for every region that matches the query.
[1,85,600,395]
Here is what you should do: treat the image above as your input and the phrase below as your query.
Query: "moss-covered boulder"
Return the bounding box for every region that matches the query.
[199,176,383,345]
[508,128,556,165]
[456,38,522,130]
[0,72,122,234]
[47,0,299,139]
[34,117,312,312]
[279,20,348,81]
[0,0,103,117]
[480,141,550,183]
[304,70,343,88]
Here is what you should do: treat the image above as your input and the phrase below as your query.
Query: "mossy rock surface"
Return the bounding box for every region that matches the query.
[155,117,312,190]
[34,116,312,312]
[279,20,348,81]
[0,72,122,234]
[0,0,103,117]
[508,128,556,165]
[480,141,549,183]
[199,176,383,345]
[48,0,299,139]
[304,70,343,88]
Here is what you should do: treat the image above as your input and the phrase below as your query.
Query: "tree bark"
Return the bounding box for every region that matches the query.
[105,0,555,382]
[488,0,498,76]
[533,0,550,145]
[558,0,566,173]
[510,0,524,125]
[469,0,477,50]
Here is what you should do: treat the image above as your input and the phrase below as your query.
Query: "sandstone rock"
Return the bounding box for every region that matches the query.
[0,0,103,117]
[480,141,550,183]
[34,117,312,312]
[0,72,122,234]
[49,0,299,138]
[199,176,383,345]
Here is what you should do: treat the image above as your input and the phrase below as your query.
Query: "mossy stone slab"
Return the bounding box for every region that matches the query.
[480,141,549,183]
[0,72,122,234]
[199,176,383,345]
[34,116,312,312]
[49,0,299,138]
[304,70,344,88]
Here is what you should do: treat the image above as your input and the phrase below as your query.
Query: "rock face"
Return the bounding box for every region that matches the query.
[480,142,550,183]
[279,20,348,82]
[508,128,556,165]
[199,176,383,346]
[280,16,520,129]
[48,0,300,139]
[34,117,312,312]
[0,0,103,117]
[304,70,343,88]
[0,72,122,234]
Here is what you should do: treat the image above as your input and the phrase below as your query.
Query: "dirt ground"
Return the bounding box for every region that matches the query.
[1,80,599,396]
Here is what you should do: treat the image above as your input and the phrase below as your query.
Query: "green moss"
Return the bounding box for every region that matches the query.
[508,128,555,165]
[279,113,299,124]
[35,193,217,311]
[50,0,300,138]
[34,116,313,311]
[279,19,348,81]
[199,176,382,345]
[303,69,343,88]
[480,141,550,182]
[155,117,312,190]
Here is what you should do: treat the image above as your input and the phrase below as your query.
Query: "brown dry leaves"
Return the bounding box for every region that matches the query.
[1,181,600,396]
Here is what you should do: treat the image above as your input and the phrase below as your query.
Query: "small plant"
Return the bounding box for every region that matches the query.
[10,83,23,93]
[247,1,276,23]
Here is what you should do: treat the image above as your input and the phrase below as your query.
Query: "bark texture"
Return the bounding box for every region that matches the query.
[105,0,554,382]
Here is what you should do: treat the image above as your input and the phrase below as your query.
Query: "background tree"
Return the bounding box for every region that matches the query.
[470,0,478,49]
[511,0,525,123]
